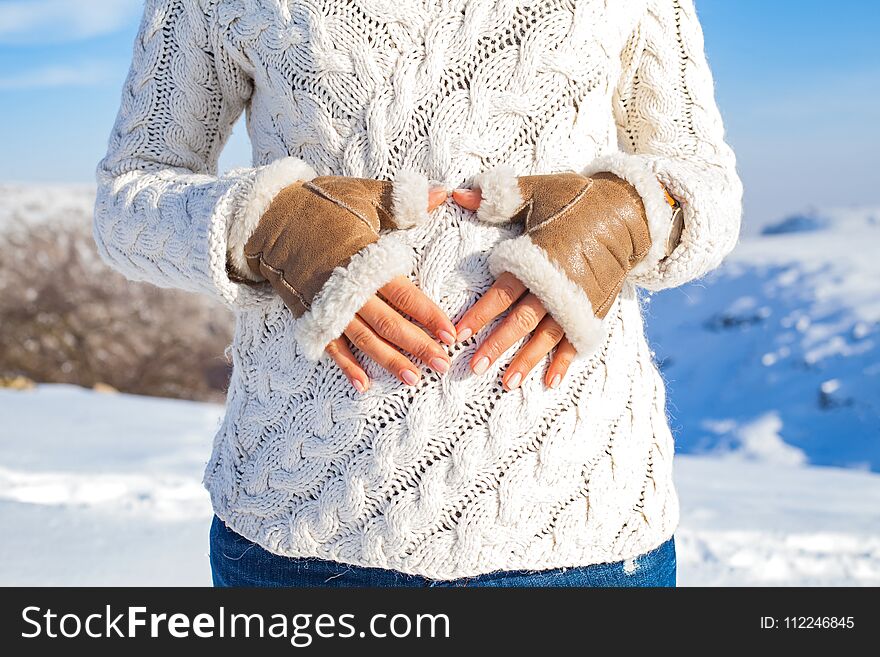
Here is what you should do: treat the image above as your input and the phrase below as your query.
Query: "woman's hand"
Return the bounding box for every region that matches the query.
[450,188,577,391]
[326,187,457,392]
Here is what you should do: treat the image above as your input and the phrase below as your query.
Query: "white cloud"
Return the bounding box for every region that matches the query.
[0,60,114,90]
[0,0,142,44]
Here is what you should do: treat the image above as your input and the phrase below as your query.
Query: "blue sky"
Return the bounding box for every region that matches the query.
[1,0,878,229]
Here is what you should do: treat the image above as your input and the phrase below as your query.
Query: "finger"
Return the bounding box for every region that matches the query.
[470,293,546,376]
[455,272,527,343]
[451,187,481,211]
[379,275,456,346]
[325,337,370,393]
[358,295,451,375]
[545,336,577,389]
[428,185,448,212]
[344,314,423,386]
[502,316,566,391]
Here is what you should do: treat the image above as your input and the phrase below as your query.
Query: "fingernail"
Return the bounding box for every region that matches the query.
[400,369,420,385]
[506,371,522,389]
[430,357,450,374]
[454,187,470,194]
[472,356,490,375]
[352,379,367,393]
[457,327,473,342]
[550,373,562,389]
[438,329,456,345]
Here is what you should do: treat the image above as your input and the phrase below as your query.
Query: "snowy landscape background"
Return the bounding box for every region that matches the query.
[0,185,878,586]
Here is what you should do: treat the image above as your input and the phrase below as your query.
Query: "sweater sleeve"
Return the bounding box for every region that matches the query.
[582,0,744,291]
[92,0,317,308]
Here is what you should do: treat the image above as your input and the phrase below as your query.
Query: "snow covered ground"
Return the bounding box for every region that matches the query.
[1,384,878,586]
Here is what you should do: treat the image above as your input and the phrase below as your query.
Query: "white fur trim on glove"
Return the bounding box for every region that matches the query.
[227,156,319,282]
[581,152,675,280]
[471,163,524,224]
[487,235,606,359]
[291,233,416,361]
[390,169,432,229]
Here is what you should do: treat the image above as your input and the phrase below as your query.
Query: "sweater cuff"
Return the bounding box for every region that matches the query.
[580,152,676,283]
[227,156,319,282]
[291,232,416,361]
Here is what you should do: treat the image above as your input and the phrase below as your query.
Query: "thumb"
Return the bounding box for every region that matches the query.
[451,187,482,210]
[427,185,448,212]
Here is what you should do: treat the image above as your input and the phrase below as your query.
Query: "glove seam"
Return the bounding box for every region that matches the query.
[592,233,653,317]
[523,177,595,234]
[595,277,625,318]
[302,180,381,236]
[244,251,312,312]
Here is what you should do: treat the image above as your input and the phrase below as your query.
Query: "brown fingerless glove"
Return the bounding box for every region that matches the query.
[227,168,434,360]
[243,176,412,317]
[472,164,682,358]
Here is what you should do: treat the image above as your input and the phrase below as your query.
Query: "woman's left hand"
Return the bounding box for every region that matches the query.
[451,188,578,391]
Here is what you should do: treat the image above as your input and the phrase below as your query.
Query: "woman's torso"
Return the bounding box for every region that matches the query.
[203,0,680,580]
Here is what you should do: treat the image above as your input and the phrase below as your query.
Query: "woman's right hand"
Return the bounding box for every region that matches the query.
[326,187,455,392]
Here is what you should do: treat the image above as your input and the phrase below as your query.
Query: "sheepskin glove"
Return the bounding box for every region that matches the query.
[227,170,433,361]
[473,165,681,358]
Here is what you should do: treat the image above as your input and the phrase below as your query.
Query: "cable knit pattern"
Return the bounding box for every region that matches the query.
[93,0,741,579]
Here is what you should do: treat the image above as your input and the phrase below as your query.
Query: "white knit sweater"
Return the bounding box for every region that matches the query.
[94,0,742,579]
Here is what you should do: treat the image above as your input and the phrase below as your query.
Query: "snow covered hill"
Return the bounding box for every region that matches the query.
[646,206,880,471]
[1,385,878,586]
[0,183,96,228]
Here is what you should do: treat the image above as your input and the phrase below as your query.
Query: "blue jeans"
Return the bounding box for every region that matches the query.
[209,515,676,587]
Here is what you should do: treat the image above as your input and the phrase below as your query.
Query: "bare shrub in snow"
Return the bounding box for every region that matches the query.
[0,211,234,401]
